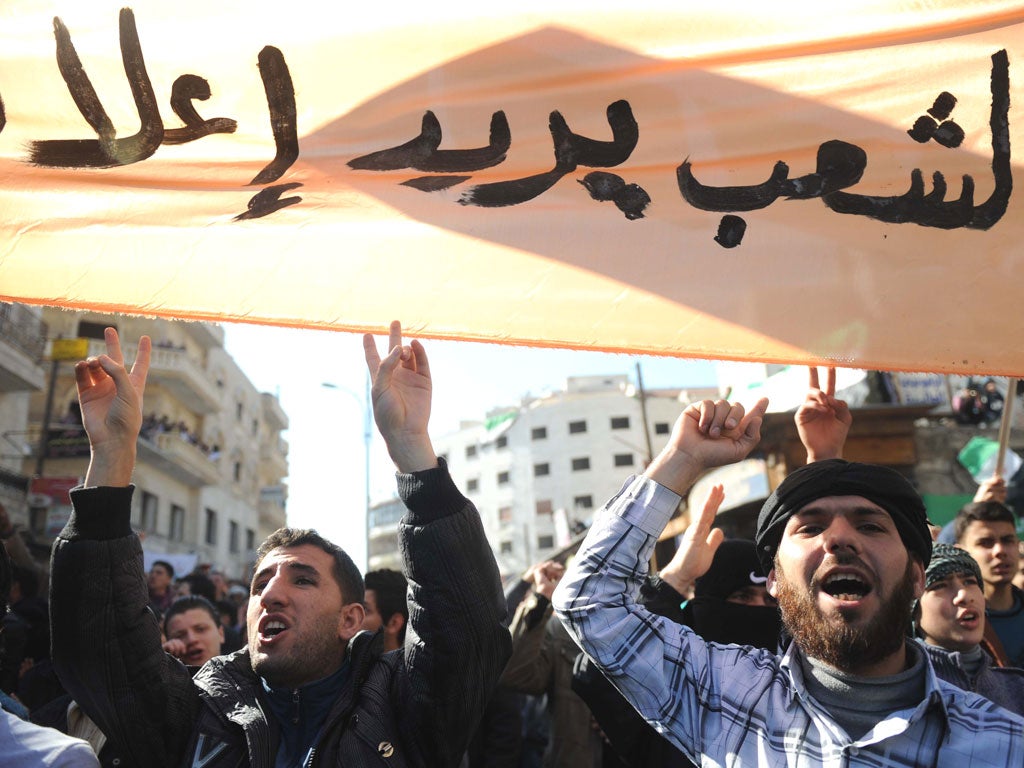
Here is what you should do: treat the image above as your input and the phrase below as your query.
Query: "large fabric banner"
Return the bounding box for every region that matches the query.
[1,2,1021,374]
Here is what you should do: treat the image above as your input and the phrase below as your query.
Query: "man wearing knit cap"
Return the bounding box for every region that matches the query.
[554,389,1024,767]
[914,543,1024,716]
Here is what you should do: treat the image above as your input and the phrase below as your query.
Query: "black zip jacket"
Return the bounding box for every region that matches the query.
[50,460,511,768]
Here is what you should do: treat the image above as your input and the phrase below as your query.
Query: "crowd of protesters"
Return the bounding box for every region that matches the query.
[3,325,1024,767]
[140,413,219,457]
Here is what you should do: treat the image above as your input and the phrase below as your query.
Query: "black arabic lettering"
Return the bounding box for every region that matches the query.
[234,182,303,220]
[907,92,964,148]
[550,99,638,167]
[459,100,639,207]
[827,49,1010,230]
[677,160,789,212]
[249,46,298,185]
[401,175,471,191]
[929,92,957,120]
[349,111,510,172]
[0,92,5,134]
[677,140,867,212]
[825,168,977,229]
[30,8,163,167]
[162,74,238,145]
[715,215,746,248]
[682,49,1009,244]
[579,171,650,220]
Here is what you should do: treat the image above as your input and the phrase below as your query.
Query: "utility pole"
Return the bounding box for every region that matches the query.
[34,358,60,478]
[35,337,90,478]
[635,362,655,467]
[322,375,372,572]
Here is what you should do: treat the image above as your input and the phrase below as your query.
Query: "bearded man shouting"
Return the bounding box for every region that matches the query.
[554,396,1024,767]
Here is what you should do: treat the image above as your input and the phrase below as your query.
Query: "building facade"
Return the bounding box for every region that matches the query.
[432,374,716,578]
[12,308,289,580]
[367,496,405,572]
[0,304,48,523]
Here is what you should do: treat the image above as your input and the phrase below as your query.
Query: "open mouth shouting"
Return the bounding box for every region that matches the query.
[819,570,873,607]
[956,609,981,630]
[257,615,291,647]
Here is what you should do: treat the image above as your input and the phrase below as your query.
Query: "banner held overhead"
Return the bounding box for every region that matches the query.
[0,1,1021,374]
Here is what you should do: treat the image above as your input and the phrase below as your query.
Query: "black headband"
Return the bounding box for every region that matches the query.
[755,459,932,572]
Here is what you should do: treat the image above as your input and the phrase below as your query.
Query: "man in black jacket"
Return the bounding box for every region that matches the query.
[50,322,511,768]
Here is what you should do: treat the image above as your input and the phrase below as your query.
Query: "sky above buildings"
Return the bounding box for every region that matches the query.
[222,322,719,569]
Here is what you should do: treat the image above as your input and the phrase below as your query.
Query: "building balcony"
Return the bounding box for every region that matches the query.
[368,526,401,571]
[138,432,221,487]
[88,340,221,414]
[259,437,289,479]
[181,321,225,350]
[261,392,289,431]
[258,485,287,532]
[0,305,47,393]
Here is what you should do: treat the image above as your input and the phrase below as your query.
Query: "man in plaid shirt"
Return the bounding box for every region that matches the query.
[554,394,1024,767]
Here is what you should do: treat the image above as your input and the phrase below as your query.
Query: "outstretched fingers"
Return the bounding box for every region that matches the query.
[363,332,383,376]
[371,342,403,395]
[697,484,725,532]
[808,366,838,397]
[104,327,124,366]
[685,484,725,562]
[128,336,151,393]
[364,321,404,384]
[388,320,402,356]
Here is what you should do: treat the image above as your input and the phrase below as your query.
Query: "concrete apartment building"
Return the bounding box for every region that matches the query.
[428,373,716,578]
[367,496,405,572]
[0,305,289,580]
[0,304,48,519]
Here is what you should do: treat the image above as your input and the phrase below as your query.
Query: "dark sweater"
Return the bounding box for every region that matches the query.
[919,639,1024,717]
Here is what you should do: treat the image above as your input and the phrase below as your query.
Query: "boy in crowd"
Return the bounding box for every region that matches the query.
[954,500,1024,665]
[914,543,1024,715]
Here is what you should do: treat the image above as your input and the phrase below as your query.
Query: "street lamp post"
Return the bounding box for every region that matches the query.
[322,375,372,572]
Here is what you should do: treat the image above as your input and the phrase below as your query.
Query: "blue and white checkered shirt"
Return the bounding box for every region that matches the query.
[553,475,1024,767]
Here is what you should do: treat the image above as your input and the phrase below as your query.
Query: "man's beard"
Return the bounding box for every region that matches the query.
[774,557,917,673]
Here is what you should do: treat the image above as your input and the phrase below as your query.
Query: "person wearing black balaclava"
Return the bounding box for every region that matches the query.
[572,525,781,768]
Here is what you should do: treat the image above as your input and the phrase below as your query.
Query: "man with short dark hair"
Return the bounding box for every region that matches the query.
[362,569,409,652]
[50,323,510,768]
[954,499,1024,665]
[554,396,1024,766]
[161,596,224,669]
[147,560,174,617]
[913,543,1024,716]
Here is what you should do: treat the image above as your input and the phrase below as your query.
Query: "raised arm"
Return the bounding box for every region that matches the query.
[501,561,565,695]
[795,367,851,463]
[656,485,726,596]
[644,397,768,494]
[52,329,197,767]
[553,397,768,759]
[363,322,511,767]
[75,327,151,486]
[363,320,436,473]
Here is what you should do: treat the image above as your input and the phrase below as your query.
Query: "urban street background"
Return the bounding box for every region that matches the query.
[223,322,717,569]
